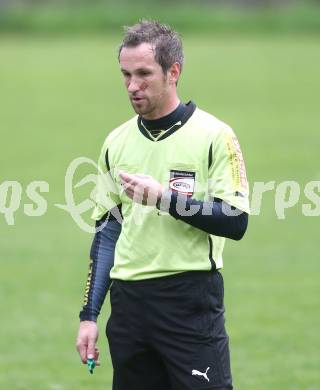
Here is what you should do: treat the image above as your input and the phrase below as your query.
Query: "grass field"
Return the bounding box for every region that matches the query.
[0,34,319,389]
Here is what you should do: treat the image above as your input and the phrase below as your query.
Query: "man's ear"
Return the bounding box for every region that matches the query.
[169,62,181,85]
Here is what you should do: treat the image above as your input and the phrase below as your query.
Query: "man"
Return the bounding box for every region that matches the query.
[76,20,250,390]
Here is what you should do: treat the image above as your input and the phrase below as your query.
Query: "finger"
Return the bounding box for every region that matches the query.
[78,345,88,364]
[118,171,133,182]
[125,188,135,200]
[120,180,134,190]
[87,339,96,359]
[120,175,138,188]
[123,182,140,196]
[121,181,146,201]
[120,173,140,186]
[121,183,135,196]
[76,340,88,363]
[130,186,145,198]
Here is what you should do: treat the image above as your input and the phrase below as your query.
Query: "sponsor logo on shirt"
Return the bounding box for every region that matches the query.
[225,134,248,193]
[169,170,195,196]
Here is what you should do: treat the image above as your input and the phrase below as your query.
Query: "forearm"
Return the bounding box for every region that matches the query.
[79,210,121,321]
[157,192,248,240]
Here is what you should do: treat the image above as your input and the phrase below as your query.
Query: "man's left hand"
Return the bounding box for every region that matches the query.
[119,171,164,206]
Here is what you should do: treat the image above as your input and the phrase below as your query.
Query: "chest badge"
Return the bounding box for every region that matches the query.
[169,170,195,197]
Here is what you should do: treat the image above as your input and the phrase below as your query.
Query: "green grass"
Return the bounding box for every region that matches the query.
[0,34,319,389]
[1,2,320,34]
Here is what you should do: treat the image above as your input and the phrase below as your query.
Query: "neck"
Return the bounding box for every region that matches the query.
[142,94,180,120]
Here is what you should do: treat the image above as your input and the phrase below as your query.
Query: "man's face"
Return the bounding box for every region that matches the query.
[119,43,172,119]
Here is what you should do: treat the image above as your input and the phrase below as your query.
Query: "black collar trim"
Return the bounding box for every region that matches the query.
[137,101,196,142]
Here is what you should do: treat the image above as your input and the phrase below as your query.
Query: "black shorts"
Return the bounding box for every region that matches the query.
[106,270,233,390]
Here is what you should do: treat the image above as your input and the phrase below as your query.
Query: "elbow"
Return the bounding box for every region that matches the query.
[232,227,246,241]
[230,212,249,241]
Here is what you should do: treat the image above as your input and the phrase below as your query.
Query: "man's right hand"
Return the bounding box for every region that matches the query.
[76,321,100,365]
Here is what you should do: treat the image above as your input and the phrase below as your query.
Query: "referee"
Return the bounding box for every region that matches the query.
[76,20,250,390]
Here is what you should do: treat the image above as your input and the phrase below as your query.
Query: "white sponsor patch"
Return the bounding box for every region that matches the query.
[169,170,195,196]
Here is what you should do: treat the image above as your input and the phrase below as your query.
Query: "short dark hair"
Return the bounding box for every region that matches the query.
[118,19,184,75]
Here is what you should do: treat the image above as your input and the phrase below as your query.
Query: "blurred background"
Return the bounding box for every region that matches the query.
[0,0,319,389]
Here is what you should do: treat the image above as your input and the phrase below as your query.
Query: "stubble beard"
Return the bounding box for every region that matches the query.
[130,76,169,118]
[131,97,156,117]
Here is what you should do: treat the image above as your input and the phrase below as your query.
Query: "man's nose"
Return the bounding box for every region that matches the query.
[127,77,140,93]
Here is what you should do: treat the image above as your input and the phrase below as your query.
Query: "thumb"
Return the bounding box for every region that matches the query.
[87,338,96,359]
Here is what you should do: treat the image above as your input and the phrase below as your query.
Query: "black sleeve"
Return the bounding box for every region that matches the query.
[79,207,122,322]
[157,191,248,241]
